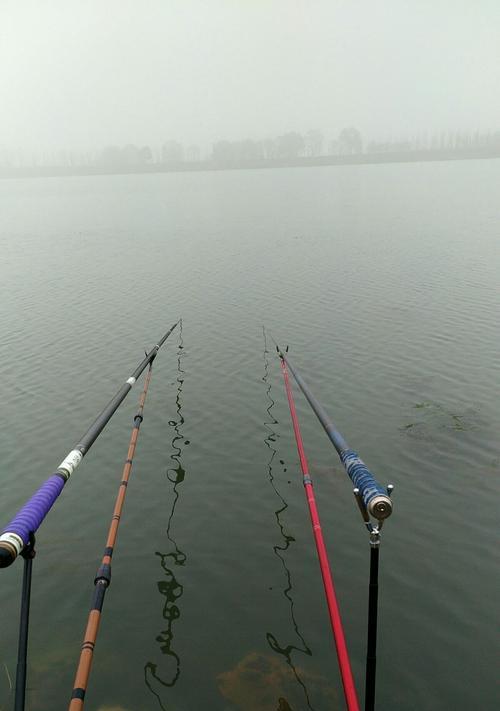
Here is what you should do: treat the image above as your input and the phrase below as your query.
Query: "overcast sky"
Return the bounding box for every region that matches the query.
[1,0,499,154]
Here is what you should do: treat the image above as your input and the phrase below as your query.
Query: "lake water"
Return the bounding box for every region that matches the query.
[0,161,498,711]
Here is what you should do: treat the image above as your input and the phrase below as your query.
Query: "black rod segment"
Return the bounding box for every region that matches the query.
[365,544,379,711]
[14,537,35,711]
[76,321,178,455]
[0,321,179,568]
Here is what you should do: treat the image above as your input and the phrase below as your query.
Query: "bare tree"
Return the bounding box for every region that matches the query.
[338,127,363,154]
[186,145,200,161]
[306,129,324,156]
[275,132,305,159]
[162,140,184,163]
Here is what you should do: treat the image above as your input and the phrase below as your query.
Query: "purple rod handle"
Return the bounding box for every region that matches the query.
[0,474,65,567]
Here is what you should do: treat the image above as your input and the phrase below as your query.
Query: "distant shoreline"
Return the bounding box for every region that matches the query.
[1,147,499,179]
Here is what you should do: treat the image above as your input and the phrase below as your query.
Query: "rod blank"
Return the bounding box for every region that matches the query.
[278,354,360,711]
[69,364,154,710]
[276,344,392,521]
[0,321,179,568]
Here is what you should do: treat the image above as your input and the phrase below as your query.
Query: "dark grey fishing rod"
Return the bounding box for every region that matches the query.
[272,340,392,521]
[0,320,179,569]
[272,338,394,711]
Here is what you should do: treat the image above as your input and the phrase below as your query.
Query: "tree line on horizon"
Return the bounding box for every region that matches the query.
[1,127,500,169]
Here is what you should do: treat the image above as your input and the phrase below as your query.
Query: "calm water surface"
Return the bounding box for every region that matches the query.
[0,161,498,710]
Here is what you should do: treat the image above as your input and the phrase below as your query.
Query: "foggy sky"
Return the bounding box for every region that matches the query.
[1,0,499,154]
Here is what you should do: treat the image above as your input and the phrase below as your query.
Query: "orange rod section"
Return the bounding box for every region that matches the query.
[68,366,153,711]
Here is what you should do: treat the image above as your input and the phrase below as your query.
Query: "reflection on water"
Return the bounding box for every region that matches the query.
[262,329,315,711]
[144,323,187,709]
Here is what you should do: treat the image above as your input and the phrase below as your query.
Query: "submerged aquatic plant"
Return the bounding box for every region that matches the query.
[401,400,480,438]
[217,651,338,711]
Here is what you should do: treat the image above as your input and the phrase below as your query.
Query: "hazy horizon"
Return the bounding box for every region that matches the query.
[1,1,499,155]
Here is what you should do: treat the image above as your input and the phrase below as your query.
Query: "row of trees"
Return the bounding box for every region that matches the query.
[93,128,362,168]
[2,129,500,169]
[98,144,152,166]
[158,127,500,165]
[211,128,362,164]
[210,127,500,163]
[366,130,500,154]
[97,142,201,166]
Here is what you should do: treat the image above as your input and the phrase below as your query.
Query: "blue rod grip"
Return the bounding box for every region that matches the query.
[340,450,392,520]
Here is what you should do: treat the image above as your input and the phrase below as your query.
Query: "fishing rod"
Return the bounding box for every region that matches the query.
[0,321,178,711]
[69,363,154,710]
[273,340,394,711]
[277,352,360,711]
[0,321,178,570]
[273,342,392,523]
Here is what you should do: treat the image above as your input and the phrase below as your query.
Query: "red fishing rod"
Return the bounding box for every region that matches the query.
[273,340,394,711]
[277,351,360,711]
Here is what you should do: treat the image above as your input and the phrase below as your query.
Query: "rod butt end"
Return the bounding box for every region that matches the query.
[368,495,393,520]
[0,544,16,568]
